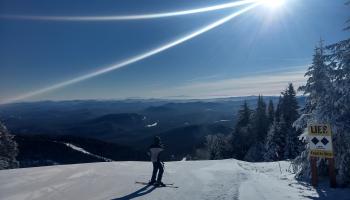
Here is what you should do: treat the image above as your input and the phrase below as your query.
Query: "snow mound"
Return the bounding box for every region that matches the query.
[0,159,349,200]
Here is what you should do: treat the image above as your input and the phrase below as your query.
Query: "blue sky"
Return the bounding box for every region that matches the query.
[0,0,349,103]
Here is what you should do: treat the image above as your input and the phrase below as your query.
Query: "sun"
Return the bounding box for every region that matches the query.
[260,0,285,9]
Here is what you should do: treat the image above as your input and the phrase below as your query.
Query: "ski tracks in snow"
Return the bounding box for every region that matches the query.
[3,160,349,200]
[180,160,251,200]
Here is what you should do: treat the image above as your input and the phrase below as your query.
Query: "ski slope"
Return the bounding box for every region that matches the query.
[0,159,349,200]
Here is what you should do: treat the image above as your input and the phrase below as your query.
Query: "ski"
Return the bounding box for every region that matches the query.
[135,181,178,188]
[135,181,174,185]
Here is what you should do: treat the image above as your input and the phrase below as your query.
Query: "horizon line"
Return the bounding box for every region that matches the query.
[0,95,307,105]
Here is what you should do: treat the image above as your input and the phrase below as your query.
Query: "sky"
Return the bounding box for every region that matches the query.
[0,0,349,103]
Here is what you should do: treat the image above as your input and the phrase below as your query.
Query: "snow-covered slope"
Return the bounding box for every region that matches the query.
[0,159,349,200]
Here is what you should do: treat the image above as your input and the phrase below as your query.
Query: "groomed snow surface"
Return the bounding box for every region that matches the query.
[1,159,349,200]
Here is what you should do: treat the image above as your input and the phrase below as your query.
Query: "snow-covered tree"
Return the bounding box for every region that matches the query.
[293,35,350,185]
[293,40,332,179]
[0,121,19,169]
[280,84,302,159]
[264,118,285,161]
[280,84,299,125]
[324,9,350,184]
[298,40,334,122]
[264,84,301,161]
[205,134,231,160]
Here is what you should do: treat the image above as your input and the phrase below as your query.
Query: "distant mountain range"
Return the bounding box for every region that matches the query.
[0,96,305,167]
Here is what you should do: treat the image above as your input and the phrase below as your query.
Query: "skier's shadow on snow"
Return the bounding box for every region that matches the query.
[111,185,156,200]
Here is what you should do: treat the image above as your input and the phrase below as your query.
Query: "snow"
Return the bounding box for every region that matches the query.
[214,119,231,123]
[0,159,349,200]
[146,122,158,128]
[64,143,113,162]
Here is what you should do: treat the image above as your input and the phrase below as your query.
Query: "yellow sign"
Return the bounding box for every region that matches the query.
[308,124,333,158]
[308,124,332,136]
[310,149,333,158]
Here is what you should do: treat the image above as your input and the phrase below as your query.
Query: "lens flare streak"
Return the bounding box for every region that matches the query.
[2,3,260,104]
[1,0,256,21]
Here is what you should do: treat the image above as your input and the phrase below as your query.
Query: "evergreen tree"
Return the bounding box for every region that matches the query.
[275,96,282,123]
[235,101,251,133]
[298,39,333,120]
[244,141,265,162]
[244,95,268,162]
[293,40,336,182]
[264,84,301,161]
[232,101,253,159]
[280,83,302,159]
[323,6,350,185]
[253,95,269,141]
[205,134,232,160]
[280,83,299,124]
[264,118,286,161]
[267,100,275,127]
[284,126,302,159]
[0,121,19,169]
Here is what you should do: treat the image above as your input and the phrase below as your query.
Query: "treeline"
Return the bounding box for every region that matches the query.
[197,83,303,162]
[0,121,18,169]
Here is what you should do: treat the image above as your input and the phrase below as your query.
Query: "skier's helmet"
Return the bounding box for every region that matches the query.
[154,136,161,144]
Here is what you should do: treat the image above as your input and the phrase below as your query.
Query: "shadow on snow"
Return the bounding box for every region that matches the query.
[111,185,156,200]
[297,181,350,200]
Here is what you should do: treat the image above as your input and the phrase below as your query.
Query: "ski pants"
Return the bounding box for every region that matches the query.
[151,161,164,182]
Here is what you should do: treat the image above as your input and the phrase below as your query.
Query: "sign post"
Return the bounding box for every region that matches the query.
[308,124,336,188]
[310,156,318,186]
[328,158,337,188]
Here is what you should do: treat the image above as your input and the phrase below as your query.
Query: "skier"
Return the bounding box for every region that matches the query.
[148,136,165,187]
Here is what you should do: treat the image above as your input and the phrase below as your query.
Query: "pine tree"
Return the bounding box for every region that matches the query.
[280,83,299,124]
[295,32,350,185]
[232,101,253,159]
[275,96,282,123]
[280,83,302,159]
[244,95,268,162]
[0,121,19,169]
[323,5,350,185]
[253,95,269,141]
[267,100,275,127]
[284,126,302,159]
[264,118,286,161]
[263,84,302,161]
[205,134,232,160]
[293,40,335,181]
[298,39,333,121]
[235,101,251,133]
